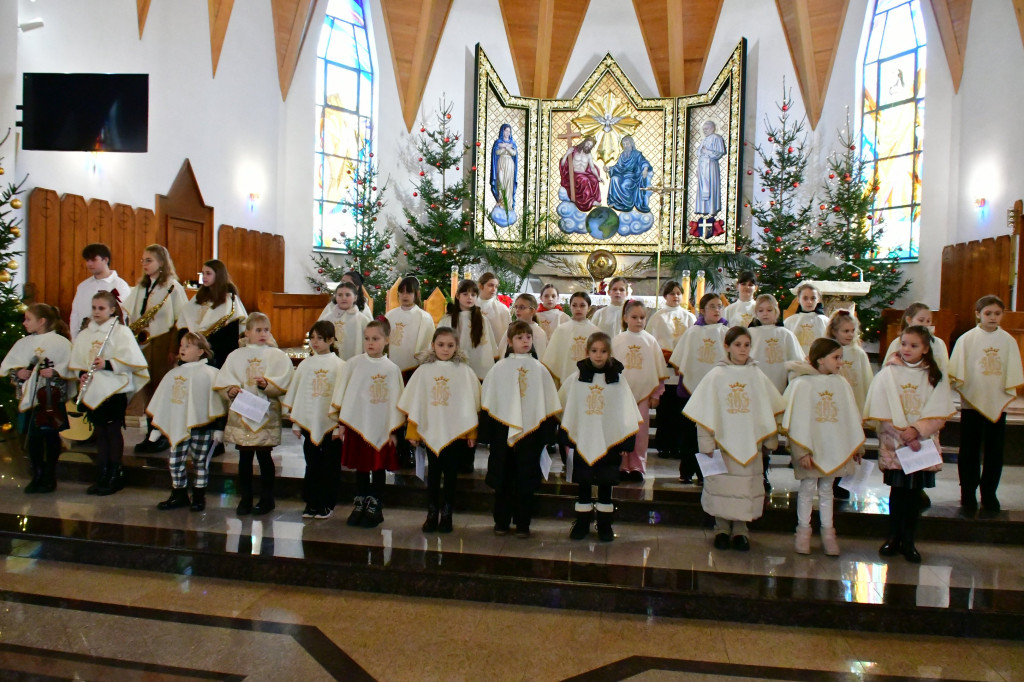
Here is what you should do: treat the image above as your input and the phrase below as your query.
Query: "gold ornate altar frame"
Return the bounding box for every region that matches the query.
[471,40,745,255]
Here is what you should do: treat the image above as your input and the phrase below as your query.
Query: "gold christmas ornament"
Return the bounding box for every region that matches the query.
[7,261,17,270]
[0,271,10,283]
[1,422,12,433]
[15,303,27,313]
[0,167,5,175]
[10,227,19,238]
[10,198,22,209]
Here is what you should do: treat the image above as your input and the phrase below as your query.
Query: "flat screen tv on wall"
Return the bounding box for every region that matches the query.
[20,73,149,152]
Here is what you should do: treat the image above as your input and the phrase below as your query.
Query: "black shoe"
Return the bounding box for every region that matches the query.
[236,497,253,515]
[211,443,226,458]
[879,538,901,556]
[917,489,931,509]
[493,525,510,536]
[622,471,643,483]
[515,527,531,539]
[157,488,191,510]
[596,512,614,542]
[252,499,276,515]
[94,467,123,496]
[732,535,750,552]
[981,494,1001,512]
[901,543,922,563]
[33,479,56,494]
[302,505,316,519]
[422,505,439,533]
[190,488,206,512]
[569,510,593,540]
[86,465,107,495]
[438,504,453,533]
[713,533,731,550]
[360,496,384,528]
[346,497,366,526]
[763,477,773,494]
[833,480,850,500]
[24,471,43,494]
[960,492,978,512]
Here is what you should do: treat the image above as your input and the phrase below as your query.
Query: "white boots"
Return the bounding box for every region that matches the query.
[795,526,840,556]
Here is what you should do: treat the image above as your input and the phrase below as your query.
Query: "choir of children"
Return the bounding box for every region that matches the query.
[10,253,1021,562]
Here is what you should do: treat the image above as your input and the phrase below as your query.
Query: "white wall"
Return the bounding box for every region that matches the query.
[15,0,284,274]
[2,1,22,280]
[13,0,1020,307]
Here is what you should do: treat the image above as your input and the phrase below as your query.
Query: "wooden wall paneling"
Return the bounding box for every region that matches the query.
[113,204,137,292]
[63,194,90,323]
[88,199,116,278]
[156,160,214,288]
[256,291,329,348]
[260,232,277,292]
[243,228,262,311]
[136,208,159,270]
[997,235,1012,304]
[217,224,235,276]
[939,244,955,311]
[27,188,60,308]
[1015,199,1024,312]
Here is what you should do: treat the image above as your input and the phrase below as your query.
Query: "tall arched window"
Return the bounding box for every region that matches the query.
[314,0,375,250]
[860,0,925,262]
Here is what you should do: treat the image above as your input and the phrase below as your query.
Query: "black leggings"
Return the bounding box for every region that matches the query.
[238,447,275,501]
[957,409,1006,498]
[887,487,921,544]
[427,441,467,508]
[94,422,125,471]
[356,470,387,499]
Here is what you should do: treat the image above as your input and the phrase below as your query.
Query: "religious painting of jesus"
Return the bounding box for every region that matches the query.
[559,136,602,212]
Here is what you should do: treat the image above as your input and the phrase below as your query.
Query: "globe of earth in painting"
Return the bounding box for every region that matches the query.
[586,206,619,240]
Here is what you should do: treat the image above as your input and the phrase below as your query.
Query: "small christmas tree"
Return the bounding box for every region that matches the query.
[402,98,481,300]
[805,126,911,341]
[736,84,815,310]
[307,151,396,312]
[0,129,28,432]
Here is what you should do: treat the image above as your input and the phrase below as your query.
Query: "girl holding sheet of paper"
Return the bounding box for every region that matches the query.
[863,325,955,564]
[782,338,865,556]
[482,321,561,538]
[214,313,293,516]
[683,326,785,552]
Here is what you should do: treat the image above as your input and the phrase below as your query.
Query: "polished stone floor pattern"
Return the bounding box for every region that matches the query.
[2,557,1023,681]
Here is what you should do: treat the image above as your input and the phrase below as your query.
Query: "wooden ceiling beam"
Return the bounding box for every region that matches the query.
[929,0,972,93]
[270,0,317,101]
[1014,0,1024,55]
[498,0,590,99]
[776,0,848,129]
[634,0,723,96]
[208,0,236,77]
[380,0,453,131]
[136,0,151,39]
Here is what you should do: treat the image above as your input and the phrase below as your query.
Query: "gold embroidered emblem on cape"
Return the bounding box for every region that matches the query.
[69,319,150,409]
[669,324,727,393]
[330,353,405,449]
[0,331,77,411]
[558,369,642,465]
[612,330,668,402]
[397,358,480,453]
[542,319,601,382]
[214,344,293,432]
[385,305,436,372]
[146,359,227,447]
[282,352,344,445]
[781,370,865,475]
[864,362,956,430]
[481,354,561,445]
[784,311,828,354]
[948,326,1024,422]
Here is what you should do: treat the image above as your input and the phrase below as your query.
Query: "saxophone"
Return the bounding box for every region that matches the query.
[202,295,237,338]
[129,286,173,345]
[77,319,119,408]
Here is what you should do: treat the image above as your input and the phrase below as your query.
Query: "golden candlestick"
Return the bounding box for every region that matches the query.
[680,270,691,310]
[695,270,706,307]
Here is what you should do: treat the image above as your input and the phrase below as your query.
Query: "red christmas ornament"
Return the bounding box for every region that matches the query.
[744,203,750,207]
[369,152,374,157]
[768,136,774,143]
[868,265,875,272]
[746,169,753,175]
[446,113,452,119]
[774,248,781,253]
[787,146,794,153]
[402,251,408,256]
[317,268,324,274]
[471,166,477,171]
[385,244,391,249]
[420,127,426,132]
[372,186,377,191]
[792,182,799,188]
[819,204,826,210]
[357,202,363,208]
[795,270,801,277]
[413,192,418,197]
[782,105,789,111]
[476,141,481,147]
[775,236,782,243]
[769,200,776,206]
[377,201,382,207]
[419,171,425,176]
[763,227,771,233]
[833,206,841,212]
[761,264,768,269]
[889,300,895,305]
[441,249,448,255]
[436,162,442,168]
[765,170,772,175]
[761,188,766,192]
[828,173,835,179]
[849,144,856,150]
[824,241,832,246]
[363,271,371,276]
[843,173,851,182]
[444,137,450,142]
[375,285,381,290]
[418,157,423,162]
[430,204,438,209]
[455,166,460,171]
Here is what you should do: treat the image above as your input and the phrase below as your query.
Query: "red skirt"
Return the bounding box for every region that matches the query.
[341,428,399,472]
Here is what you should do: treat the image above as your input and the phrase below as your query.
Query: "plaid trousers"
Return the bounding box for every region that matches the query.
[168,427,217,489]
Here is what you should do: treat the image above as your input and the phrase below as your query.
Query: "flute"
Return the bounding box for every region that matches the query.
[77,319,119,408]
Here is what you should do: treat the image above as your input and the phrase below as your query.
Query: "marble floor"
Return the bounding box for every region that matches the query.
[2,556,1023,681]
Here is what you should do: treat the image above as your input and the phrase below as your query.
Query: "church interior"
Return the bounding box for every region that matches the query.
[2,0,1024,679]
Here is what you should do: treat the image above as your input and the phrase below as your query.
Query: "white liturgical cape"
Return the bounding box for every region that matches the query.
[669,324,728,393]
[496,321,547,359]
[558,368,642,465]
[319,305,368,361]
[784,311,829,354]
[948,326,1024,422]
[330,353,405,449]
[749,325,804,393]
[1,331,77,411]
[612,330,668,402]
[542,319,600,382]
[591,303,624,339]
[384,305,435,372]
[536,308,569,340]
[478,296,511,348]
[683,361,784,465]
[146,359,227,446]
[438,310,496,380]
[884,335,948,373]
[481,354,561,445]
[724,299,756,328]
[178,293,247,335]
[839,344,874,412]
[213,344,293,432]
[124,280,189,342]
[781,367,865,475]
[397,357,480,453]
[69,319,149,408]
[864,362,956,430]
[282,352,345,445]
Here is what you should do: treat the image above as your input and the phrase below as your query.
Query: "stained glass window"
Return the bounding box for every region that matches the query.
[860,0,925,262]
[314,0,374,250]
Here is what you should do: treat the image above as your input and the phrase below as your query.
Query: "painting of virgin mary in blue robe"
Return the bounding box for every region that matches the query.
[489,123,518,227]
[606,135,652,213]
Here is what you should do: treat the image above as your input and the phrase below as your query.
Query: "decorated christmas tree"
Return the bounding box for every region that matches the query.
[307,151,397,313]
[736,85,815,310]
[402,99,481,300]
[0,129,28,432]
[805,126,910,341]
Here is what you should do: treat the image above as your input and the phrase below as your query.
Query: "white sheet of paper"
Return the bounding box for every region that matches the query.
[696,449,728,477]
[896,439,942,475]
[539,447,552,480]
[414,445,427,482]
[565,447,574,483]
[837,459,875,492]
[229,389,271,423]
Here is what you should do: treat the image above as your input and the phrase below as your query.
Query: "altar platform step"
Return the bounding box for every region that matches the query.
[0,462,1021,642]
[44,429,1024,547]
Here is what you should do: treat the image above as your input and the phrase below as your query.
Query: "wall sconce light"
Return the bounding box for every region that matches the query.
[19,19,44,32]
[248,192,260,212]
[975,198,986,209]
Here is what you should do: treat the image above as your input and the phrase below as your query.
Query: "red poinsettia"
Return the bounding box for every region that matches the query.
[497,294,513,309]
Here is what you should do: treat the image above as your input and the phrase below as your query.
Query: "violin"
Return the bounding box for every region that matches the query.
[34,358,69,431]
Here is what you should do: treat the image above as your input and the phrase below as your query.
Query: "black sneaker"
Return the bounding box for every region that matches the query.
[302,505,316,519]
[314,507,334,519]
[732,535,750,552]
[360,496,384,528]
[713,533,731,550]
[346,497,366,526]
